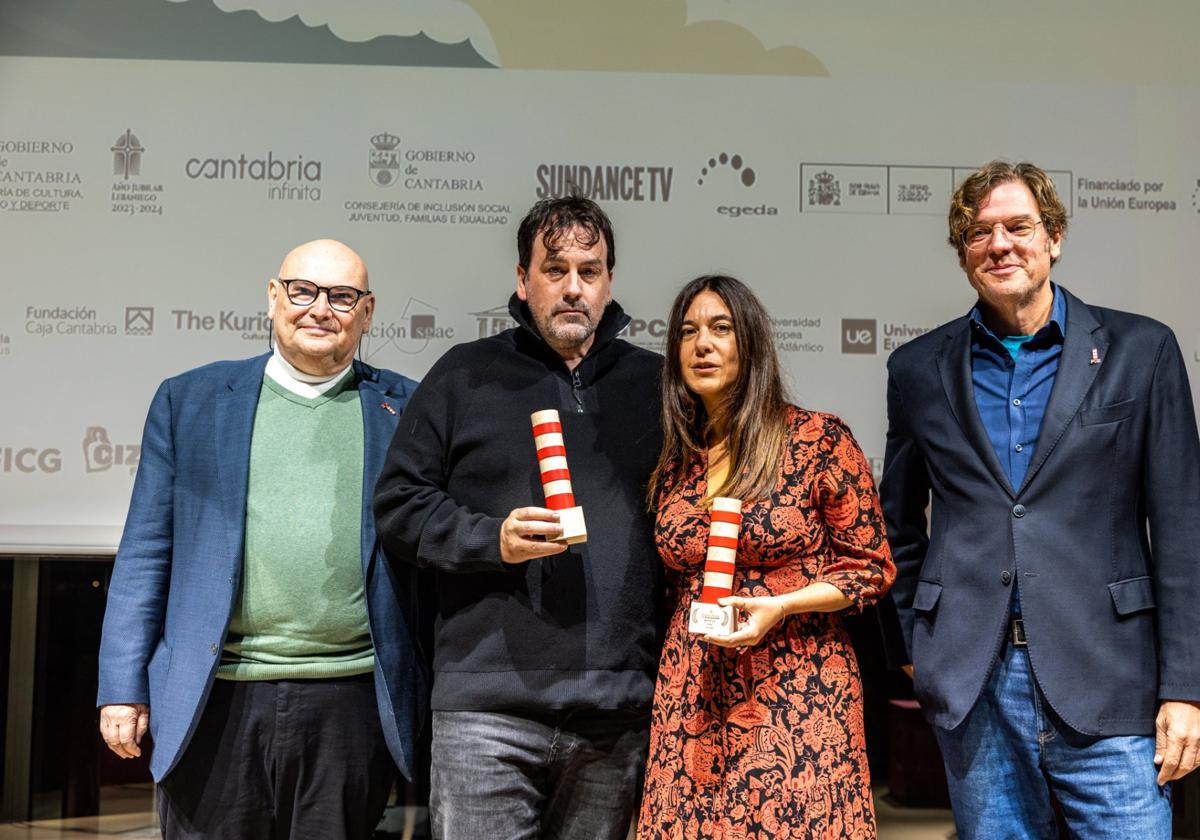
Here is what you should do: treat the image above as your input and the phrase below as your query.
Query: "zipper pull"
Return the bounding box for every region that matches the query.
[571,369,584,413]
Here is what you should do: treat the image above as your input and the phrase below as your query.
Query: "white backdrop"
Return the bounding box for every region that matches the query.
[1,43,1198,552]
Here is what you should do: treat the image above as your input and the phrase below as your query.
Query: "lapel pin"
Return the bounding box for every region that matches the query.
[381,402,396,415]
[1089,347,1102,365]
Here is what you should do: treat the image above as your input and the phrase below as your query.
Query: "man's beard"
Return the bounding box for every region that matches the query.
[537,302,598,350]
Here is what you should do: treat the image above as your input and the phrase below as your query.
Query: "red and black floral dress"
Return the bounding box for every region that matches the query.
[638,407,895,840]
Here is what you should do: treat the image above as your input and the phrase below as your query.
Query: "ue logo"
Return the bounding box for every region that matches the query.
[841,319,877,354]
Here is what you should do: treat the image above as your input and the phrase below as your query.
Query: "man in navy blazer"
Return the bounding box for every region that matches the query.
[882,161,1200,838]
[97,240,422,839]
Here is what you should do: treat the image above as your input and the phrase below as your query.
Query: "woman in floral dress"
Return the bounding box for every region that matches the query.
[638,275,895,839]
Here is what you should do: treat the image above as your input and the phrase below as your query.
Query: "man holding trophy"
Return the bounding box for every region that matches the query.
[374,196,663,840]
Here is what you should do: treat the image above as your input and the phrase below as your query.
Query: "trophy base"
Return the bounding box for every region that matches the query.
[554,506,587,545]
[688,601,736,634]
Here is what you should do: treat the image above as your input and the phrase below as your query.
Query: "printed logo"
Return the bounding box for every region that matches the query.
[124,306,154,335]
[411,314,439,339]
[809,171,841,207]
[170,308,271,341]
[0,137,83,213]
[0,140,74,154]
[369,132,401,188]
[536,164,674,202]
[880,322,934,351]
[184,151,322,202]
[895,183,932,204]
[697,152,756,188]
[841,318,877,354]
[771,316,824,354]
[362,297,455,360]
[0,446,62,474]
[82,426,140,474]
[110,130,165,217]
[111,129,144,180]
[624,318,669,350]
[802,165,888,215]
[471,305,517,339]
[25,305,117,337]
[698,151,778,219]
[347,139,504,225]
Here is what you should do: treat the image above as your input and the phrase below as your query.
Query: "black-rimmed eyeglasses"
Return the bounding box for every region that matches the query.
[276,278,372,312]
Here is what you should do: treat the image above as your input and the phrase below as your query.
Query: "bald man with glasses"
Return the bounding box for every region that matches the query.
[98,239,423,839]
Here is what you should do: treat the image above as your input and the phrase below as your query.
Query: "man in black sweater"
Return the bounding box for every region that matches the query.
[374,196,663,839]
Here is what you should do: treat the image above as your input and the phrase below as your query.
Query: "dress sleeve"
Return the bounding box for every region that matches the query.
[810,414,896,609]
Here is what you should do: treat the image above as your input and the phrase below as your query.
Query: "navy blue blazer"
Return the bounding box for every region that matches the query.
[97,353,424,781]
[882,287,1200,736]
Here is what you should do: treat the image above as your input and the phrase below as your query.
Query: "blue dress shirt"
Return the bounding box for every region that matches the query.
[970,285,1067,490]
[970,285,1067,619]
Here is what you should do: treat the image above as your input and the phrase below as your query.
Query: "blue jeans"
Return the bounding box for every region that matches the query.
[430,708,649,840]
[934,644,1172,840]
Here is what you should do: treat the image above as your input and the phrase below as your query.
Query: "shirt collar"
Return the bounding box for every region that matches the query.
[969,283,1066,346]
[265,349,354,399]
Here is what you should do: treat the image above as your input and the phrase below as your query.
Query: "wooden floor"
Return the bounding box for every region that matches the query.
[0,787,958,839]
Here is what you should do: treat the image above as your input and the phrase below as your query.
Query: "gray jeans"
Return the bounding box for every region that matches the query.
[430,708,649,840]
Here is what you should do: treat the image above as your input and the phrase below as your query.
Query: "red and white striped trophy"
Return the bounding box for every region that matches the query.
[688,497,743,633]
[530,409,588,544]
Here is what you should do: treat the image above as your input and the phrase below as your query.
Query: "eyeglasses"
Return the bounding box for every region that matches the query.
[276,278,372,312]
[961,217,1044,251]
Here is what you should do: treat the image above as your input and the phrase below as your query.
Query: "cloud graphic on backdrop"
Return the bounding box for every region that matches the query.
[166,0,501,65]
[165,0,824,76]
[460,0,826,75]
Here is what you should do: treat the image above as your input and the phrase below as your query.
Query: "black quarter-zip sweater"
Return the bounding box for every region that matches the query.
[374,295,664,712]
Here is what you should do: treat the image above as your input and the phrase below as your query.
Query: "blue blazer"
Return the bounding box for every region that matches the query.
[97,353,424,781]
[881,287,1200,736]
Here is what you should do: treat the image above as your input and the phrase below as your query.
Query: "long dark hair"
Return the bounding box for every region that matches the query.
[649,275,790,505]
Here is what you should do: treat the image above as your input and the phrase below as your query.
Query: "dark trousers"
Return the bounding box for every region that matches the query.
[430,708,649,840]
[158,674,395,840]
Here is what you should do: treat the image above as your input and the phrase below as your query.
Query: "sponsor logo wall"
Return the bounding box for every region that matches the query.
[1,58,1198,551]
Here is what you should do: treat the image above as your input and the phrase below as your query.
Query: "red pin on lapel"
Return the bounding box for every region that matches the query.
[381,402,397,415]
[1089,348,1102,365]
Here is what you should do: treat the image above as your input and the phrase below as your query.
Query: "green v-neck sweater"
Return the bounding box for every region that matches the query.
[217,374,373,680]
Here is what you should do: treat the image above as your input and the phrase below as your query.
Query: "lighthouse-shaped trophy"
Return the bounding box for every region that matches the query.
[688,497,743,633]
[530,409,587,544]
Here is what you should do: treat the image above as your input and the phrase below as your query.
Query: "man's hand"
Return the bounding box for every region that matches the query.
[499,507,568,564]
[1155,700,1200,784]
[99,703,150,759]
[703,595,786,649]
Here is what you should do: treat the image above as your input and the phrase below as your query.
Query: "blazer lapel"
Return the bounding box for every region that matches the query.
[1017,290,1106,496]
[356,361,402,574]
[937,320,1016,498]
[214,354,269,566]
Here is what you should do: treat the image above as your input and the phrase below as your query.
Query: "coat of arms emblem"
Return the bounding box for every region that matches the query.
[369,132,401,187]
